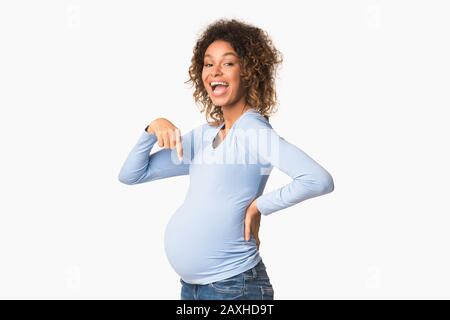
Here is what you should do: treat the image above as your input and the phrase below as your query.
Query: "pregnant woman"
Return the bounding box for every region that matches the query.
[118,19,334,300]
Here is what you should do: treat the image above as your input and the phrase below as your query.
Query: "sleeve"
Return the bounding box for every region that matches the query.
[243,116,335,216]
[117,126,193,185]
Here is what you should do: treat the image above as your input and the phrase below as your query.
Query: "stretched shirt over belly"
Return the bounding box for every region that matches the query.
[118,108,334,284]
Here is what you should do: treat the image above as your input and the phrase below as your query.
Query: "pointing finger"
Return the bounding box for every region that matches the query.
[175,128,183,161]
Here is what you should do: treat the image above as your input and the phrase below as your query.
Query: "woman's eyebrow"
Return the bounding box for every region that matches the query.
[204,52,238,58]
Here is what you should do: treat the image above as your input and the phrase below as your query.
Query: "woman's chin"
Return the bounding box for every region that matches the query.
[210,96,230,105]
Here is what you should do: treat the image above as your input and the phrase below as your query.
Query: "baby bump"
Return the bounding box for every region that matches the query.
[163,202,256,279]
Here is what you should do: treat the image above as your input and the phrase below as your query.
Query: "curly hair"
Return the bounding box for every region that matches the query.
[184,18,283,126]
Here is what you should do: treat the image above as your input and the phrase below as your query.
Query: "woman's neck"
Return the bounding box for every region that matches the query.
[221,102,250,131]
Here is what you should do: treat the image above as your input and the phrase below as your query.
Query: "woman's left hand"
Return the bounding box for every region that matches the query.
[244,199,261,250]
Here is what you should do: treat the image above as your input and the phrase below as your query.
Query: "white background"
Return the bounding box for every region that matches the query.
[0,0,449,299]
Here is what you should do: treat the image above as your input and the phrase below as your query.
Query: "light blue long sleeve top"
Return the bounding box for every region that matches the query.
[118,108,334,284]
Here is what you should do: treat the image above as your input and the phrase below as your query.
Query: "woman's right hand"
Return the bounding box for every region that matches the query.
[147,118,183,161]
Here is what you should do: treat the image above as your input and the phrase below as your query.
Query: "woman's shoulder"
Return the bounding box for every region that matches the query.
[240,109,273,129]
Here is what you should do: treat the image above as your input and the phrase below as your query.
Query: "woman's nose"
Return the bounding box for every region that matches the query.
[211,65,222,76]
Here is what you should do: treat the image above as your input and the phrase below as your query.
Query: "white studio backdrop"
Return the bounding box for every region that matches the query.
[0,0,449,299]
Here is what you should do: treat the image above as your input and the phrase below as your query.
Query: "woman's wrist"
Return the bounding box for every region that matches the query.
[145,124,154,134]
[251,199,261,215]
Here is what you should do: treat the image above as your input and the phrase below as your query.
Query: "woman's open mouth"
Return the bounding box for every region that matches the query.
[210,81,229,97]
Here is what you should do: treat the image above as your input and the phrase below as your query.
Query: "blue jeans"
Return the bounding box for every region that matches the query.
[180,259,274,300]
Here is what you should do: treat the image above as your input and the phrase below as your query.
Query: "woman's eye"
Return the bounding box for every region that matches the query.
[203,63,234,67]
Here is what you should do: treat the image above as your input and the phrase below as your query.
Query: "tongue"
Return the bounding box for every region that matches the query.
[214,85,228,95]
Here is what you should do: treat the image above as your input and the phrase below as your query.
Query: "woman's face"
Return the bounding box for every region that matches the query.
[202,40,246,108]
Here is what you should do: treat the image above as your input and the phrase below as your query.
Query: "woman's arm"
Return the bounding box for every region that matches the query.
[242,115,335,216]
[118,126,193,185]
